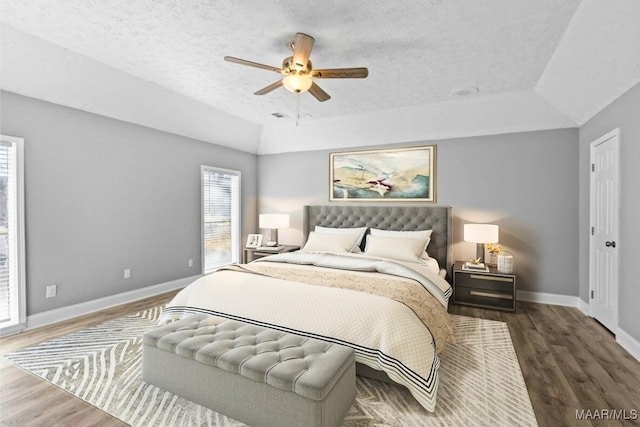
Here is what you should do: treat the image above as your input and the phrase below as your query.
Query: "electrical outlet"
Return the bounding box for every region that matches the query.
[124,268,131,279]
[188,259,194,267]
[46,285,57,298]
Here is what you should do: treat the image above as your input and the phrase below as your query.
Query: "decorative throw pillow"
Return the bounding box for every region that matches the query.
[314,226,367,253]
[300,232,362,253]
[369,228,433,259]
[364,235,427,263]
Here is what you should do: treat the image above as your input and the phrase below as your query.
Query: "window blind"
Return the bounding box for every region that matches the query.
[202,166,240,274]
[0,144,11,323]
[0,136,25,333]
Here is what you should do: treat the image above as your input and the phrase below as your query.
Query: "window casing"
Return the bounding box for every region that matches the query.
[0,135,26,336]
[201,166,241,274]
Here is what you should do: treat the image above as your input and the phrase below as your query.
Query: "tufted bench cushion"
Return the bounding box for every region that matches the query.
[142,314,355,427]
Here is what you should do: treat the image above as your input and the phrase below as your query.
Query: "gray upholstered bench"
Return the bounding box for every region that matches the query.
[142,314,356,427]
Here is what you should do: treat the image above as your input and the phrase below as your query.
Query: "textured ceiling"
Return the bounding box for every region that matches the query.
[1,0,639,154]
[536,0,640,124]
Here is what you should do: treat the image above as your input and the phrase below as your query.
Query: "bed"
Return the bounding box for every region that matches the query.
[160,205,454,412]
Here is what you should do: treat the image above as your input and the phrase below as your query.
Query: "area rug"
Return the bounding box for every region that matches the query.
[5,307,537,427]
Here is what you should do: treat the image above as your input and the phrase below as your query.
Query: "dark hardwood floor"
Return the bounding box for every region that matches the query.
[449,302,640,427]
[1,293,639,426]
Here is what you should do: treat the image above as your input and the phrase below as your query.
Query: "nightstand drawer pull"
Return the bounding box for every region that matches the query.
[469,274,513,283]
[469,290,513,300]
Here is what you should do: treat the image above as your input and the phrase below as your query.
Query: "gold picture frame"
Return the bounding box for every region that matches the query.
[330,145,436,202]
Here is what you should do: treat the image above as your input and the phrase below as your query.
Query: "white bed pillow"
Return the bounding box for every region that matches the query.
[314,226,367,253]
[364,234,428,263]
[300,231,362,253]
[369,228,433,259]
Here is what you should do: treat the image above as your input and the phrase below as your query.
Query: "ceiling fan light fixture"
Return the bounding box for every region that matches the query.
[282,74,313,93]
[224,32,367,102]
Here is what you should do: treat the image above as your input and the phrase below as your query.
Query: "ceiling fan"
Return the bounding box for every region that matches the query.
[224,32,368,102]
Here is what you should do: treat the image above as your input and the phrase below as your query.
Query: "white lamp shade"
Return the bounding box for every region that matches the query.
[259,213,290,229]
[463,224,499,243]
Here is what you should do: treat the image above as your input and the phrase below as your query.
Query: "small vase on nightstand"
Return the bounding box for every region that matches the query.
[487,253,498,268]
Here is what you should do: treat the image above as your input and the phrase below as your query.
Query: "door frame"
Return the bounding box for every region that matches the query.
[588,127,620,333]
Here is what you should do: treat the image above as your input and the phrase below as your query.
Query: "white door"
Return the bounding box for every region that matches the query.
[589,128,620,333]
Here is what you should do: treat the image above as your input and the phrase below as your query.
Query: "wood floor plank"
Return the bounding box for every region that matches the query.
[547,344,616,426]
[520,330,584,426]
[569,328,639,413]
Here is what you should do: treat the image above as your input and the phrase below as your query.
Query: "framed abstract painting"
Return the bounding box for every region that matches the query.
[330,145,436,202]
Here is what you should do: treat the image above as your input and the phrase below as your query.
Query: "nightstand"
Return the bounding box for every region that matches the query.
[243,245,300,263]
[452,261,516,311]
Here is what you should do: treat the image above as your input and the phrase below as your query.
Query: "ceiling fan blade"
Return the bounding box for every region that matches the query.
[254,79,284,95]
[292,33,315,69]
[308,82,331,102]
[311,67,369,79]
[224,56,283,73]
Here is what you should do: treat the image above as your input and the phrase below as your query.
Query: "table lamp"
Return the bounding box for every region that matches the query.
[463,224,499,263]
[259,214,290,246]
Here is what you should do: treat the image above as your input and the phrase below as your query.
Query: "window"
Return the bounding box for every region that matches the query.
[201,166,241,274]
[0,135,26,335]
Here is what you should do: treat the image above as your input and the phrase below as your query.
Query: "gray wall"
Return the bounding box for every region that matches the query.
[258,129,579,296]
[579,82,640,341]
[0,91,257,316]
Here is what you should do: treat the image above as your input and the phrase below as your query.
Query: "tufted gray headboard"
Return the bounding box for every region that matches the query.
[303,205,452,271]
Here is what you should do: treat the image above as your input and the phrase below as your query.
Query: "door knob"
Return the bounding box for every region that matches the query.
[605,241,616,248]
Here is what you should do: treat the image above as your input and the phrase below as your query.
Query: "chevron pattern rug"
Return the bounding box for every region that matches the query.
[5,307,537,427]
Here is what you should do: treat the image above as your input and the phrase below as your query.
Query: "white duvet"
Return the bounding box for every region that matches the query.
[160,252,453,412]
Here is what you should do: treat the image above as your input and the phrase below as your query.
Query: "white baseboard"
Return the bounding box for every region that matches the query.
[516,290,581,307]
[25,274,201,331]
[616,328,640,362]
[576,297,590,316]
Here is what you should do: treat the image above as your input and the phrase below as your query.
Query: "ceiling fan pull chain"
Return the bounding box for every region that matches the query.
[296,93,301,127]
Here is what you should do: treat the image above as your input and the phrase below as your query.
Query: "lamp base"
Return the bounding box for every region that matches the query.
[476,243,485,263]
[264,229,278,246]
